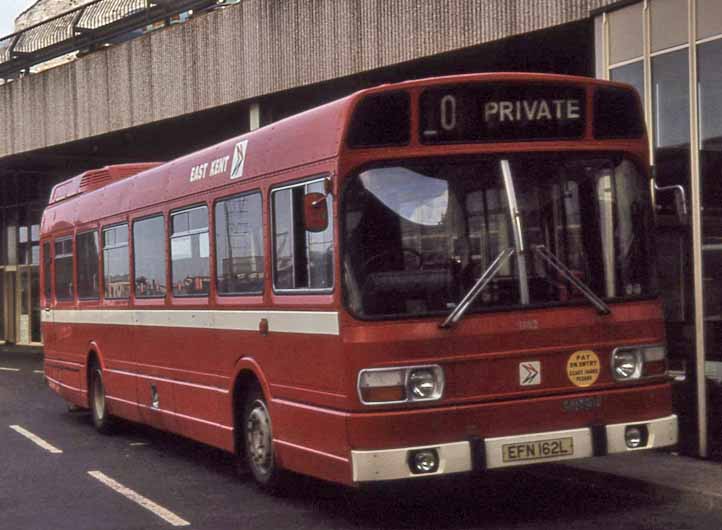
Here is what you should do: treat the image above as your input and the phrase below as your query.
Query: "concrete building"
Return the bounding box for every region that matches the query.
[0,0,720,456]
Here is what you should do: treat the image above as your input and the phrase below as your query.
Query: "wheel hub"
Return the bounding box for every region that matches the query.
[246,402,272,473]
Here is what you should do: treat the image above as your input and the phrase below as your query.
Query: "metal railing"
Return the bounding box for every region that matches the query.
[0,0,219,79]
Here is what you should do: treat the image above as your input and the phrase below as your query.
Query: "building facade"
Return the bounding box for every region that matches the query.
[594,0,722,457]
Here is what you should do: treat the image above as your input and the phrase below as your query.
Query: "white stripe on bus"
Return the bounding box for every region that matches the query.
[9,425,63,454]
[43,308,340,335]
[87,471,190,527]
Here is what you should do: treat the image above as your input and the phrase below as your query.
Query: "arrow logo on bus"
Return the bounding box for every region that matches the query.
[230,140,248,180]
[520,361,541,386]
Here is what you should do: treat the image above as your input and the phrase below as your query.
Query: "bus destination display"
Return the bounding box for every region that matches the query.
[420,84,586,143]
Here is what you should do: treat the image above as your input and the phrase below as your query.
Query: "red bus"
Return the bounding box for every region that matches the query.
[41,73,678,489]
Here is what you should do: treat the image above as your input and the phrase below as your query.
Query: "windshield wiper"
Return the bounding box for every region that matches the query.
[532,245,611,315]
[440,247,515,329]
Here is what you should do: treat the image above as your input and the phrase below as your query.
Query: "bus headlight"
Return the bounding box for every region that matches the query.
[358,365,444,405]
[612,345,666,381]
[407,367,444,401]
[612,349,642,380]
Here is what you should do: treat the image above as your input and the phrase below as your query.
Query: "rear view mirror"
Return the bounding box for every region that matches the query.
[652,179,688,225]
[304,192,328,232]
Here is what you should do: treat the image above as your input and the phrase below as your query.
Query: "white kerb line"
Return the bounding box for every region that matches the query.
[0,367,20,372]
[87,471,190,527]
[9,425,63,454]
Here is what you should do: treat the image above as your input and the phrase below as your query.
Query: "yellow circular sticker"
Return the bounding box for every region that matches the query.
[566,350,601,387]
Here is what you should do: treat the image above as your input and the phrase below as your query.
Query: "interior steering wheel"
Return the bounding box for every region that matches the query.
[362,248,423,270]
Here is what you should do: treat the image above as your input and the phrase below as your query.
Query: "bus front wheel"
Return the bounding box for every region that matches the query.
[243,388,286,490]
[89,362,114,434]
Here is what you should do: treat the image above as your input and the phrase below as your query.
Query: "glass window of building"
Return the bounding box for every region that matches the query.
[610,61,645,110]
[103,224,130,299]
[698,38,722,216]
[77,231,99,299]
[133,215,166,298]
[170,206,210,296]
[54,237,74,301]
[215,192,264,295]
[651,49,690,323]
[652,49,690,189]
[699,38,722,321]
[18,223,40,265]
[272,178,334,291]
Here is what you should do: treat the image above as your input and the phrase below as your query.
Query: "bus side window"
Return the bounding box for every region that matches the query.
[54,237,74,301]
[170,205,210,297]
[133,215,167,298]
[103,224,130,299]
[77,231,100,300]
[42,241,52,304]
[215,192,264,295]
[272,177,334,291]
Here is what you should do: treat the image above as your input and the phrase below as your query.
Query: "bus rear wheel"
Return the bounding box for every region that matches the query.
[243,388,286,490]
[89,362,114,434]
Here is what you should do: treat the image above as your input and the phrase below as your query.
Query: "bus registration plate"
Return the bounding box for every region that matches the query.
[502,437,574,462]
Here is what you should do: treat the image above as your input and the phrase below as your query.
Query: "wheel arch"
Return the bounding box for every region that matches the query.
[230,357,272,456]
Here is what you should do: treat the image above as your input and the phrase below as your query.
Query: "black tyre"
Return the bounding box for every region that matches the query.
[243,387,287,490]
[89,362,114,434]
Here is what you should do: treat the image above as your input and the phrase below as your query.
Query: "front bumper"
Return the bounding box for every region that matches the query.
[351,413,678,482]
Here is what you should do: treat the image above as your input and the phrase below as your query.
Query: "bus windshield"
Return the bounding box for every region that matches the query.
[343,154,656,319]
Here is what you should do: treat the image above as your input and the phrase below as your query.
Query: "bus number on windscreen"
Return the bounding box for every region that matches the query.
[440,95,457,132]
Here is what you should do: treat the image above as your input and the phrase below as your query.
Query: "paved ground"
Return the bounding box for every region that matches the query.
[2,349,722,530]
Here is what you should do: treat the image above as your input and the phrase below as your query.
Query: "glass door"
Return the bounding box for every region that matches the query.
[0,268,6,342]
[698,36,722,454]
[1,268,17,344]
[17,265,41,345]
